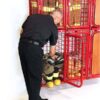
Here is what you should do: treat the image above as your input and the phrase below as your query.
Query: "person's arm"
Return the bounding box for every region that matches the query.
[49,24,58,59]
[49,45,56,57]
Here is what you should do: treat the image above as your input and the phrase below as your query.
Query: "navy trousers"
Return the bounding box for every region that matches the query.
[18,39,43,100]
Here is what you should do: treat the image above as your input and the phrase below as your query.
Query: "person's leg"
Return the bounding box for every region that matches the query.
[18,42,32,97]
[19,41,48,100]
[24,44,43,100]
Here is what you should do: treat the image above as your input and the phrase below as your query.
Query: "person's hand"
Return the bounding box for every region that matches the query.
[49,46,56,58]
[51,55,58,60]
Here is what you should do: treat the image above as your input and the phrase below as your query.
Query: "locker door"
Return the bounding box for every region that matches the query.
[63,30,90,87]
[66,0,93,28]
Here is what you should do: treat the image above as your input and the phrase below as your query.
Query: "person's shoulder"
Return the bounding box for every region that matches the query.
[29,14,39,17]
[29,14,48,19]
[29,14,52,19]
[35,14,52,19]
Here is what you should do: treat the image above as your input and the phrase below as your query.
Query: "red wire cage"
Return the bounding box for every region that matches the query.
[29,0,100,87]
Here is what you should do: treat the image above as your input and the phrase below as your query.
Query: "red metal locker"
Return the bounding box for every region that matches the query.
[29,0,100,87]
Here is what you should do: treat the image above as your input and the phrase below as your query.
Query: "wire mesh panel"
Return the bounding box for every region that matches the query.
[66,0,91,27]
[63,31,90,87]
[41,0,65,28]
[43,32,65,54]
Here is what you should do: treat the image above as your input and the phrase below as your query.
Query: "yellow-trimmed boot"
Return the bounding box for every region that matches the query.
[45,74,54,88]
[54,79,61,86]
[53,72,61,86]
[46,81,54,88]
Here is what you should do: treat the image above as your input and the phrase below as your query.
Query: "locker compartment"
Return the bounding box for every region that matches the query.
[42,31,65,85]
[41,0,65,28]
[29,0,65,28]
[42,29,91,87]
[63,29,90,87]
[67,0,90,27]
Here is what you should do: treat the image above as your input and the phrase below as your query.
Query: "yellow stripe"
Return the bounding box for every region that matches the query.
[53,72,59,78]
[46,76,53,80]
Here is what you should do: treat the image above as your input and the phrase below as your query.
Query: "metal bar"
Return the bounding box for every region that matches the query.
[37,0,41,13]
[85,35,90,78]
[63,33,68,81]
[29,0,32,15]
[66,0,69,28]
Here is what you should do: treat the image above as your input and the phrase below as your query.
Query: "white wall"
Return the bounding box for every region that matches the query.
[0,0,29,100]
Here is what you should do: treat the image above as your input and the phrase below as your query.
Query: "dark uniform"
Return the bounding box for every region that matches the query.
[18,14,58,100]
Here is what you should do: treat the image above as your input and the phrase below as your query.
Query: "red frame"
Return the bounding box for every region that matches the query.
[29,0,100,87]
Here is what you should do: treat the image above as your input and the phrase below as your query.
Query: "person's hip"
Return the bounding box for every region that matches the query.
[19,38,43,47]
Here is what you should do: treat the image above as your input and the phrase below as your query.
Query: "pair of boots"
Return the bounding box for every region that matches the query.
[45,68,61,88]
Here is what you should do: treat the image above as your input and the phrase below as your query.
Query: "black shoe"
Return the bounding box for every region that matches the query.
[41,99,48,100]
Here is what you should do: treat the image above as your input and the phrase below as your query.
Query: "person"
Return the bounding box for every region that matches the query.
[18,9,63,100]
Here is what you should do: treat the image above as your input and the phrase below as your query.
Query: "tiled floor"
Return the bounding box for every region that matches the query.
[19,78,100,100]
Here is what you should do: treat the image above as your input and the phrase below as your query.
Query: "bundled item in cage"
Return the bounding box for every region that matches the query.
[68,58,82,78]
[43,52,64,88]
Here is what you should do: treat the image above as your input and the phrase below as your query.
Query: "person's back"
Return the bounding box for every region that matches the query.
[21,14,57,46]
